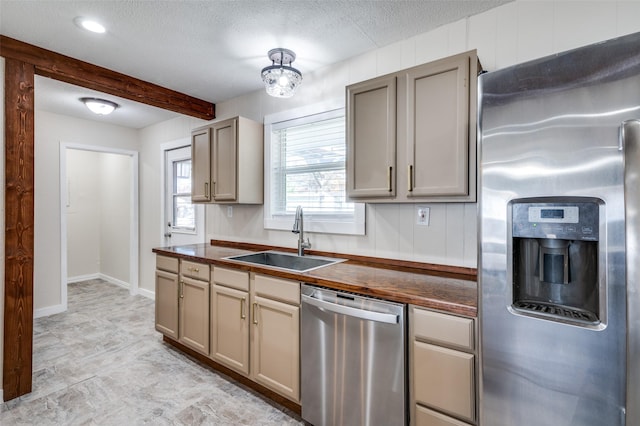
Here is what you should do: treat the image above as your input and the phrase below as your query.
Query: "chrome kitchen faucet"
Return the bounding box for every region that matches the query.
[292,205,311,256]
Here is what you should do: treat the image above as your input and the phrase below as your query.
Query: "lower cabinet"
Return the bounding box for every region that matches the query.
[210,267,301,403]
[410,306,477,426]
[251,274,300,402]
[210,267,250,375]
[179,275,210,355]
[155,256,179,339]
[155,255,210,355]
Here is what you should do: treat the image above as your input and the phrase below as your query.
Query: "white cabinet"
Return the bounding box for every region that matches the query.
[410,306,477,426]
[347,50,479,203]
[191,116,263,204]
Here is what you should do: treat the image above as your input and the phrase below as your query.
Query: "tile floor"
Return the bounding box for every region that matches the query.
[0,279,303,425]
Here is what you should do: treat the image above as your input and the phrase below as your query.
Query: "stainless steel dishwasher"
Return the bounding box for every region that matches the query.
[300,284,406,426]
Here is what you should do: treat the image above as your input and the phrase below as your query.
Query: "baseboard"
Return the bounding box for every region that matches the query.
[137,287,155,300]
[34,303,66,319]
[98,273,130,290]
[67,273,100,284]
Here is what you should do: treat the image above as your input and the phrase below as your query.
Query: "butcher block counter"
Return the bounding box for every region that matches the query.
[153,240,477,317]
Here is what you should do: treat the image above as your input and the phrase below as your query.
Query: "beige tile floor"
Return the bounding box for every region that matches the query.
[0,279,303,425]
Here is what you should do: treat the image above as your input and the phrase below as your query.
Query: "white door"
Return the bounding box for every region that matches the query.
[164,145,205,246]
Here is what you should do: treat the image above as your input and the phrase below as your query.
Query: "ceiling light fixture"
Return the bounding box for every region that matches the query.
[74,17,106,33]
[80,97,119,115]
[261,48,303,98]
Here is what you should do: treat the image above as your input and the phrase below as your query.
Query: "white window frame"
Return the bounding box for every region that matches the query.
[264,99,365,235]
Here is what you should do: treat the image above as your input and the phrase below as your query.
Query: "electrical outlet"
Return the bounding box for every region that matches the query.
[227,206,233,218]
[416,205,430,226]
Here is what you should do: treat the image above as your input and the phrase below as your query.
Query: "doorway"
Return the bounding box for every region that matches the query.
[161,140,205,246]
[59,143,139,314]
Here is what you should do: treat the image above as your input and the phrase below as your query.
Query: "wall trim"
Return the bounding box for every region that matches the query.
[34,304,65,319]
[137,287,155,300]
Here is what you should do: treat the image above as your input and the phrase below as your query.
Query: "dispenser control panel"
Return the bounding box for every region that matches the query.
[512,199,599,241]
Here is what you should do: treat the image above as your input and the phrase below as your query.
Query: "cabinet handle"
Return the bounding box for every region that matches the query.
[240,297,246,319]
[179,281,184,299]
[407,164,413,192]
[252,302,258,325]
[387,166,393,192]
[204,182,209,198]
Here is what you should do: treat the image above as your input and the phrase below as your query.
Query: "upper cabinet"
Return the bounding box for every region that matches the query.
[191,116,264,204]
[347,50,480,203]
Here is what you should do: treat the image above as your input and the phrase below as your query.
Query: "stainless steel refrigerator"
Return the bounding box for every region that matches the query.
[478,32,640,425]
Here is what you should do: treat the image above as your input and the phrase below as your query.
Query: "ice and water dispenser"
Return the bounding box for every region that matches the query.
[510,198,601,325]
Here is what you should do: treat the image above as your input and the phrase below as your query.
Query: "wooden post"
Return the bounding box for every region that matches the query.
[3,58,35,401]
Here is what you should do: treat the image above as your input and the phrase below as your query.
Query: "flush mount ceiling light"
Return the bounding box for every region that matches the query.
[261,48,303,98]
[80,97,119,115]
[74,16,106,33]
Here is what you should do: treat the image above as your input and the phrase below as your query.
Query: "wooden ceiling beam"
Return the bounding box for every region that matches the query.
[0,35,215,120]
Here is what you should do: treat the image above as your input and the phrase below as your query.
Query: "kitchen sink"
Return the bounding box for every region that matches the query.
[225,251,345,272]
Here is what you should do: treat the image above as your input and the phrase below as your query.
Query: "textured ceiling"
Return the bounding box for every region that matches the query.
[1,0,511,128]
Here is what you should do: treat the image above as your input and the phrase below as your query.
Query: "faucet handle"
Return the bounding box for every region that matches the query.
[302,238,311,249]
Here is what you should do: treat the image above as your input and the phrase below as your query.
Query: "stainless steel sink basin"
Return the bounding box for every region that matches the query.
[225,251,345,272]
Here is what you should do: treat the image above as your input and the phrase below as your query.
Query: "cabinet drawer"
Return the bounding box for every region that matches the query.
[414,341,475,423]
[156,255,179,273]
[412,307,474,351]
[254,274,300,305]
[415,404,472,426]
[212,266,249,292]
[181,260,210,281]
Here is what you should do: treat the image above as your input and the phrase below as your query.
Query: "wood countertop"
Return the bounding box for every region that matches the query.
[153,242,477,318]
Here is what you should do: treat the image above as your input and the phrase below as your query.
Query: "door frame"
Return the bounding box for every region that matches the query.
[160,138,206,245]
[60,142,140,311]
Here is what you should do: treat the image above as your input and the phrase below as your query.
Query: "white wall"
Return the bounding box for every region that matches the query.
[34,110,139,312]
[138,116,206,294]
[66,150,131,284]
[99,152,131,283]
[66,150,101,278]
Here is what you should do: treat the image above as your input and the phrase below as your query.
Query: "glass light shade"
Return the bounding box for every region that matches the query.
[261,65,303,98]
[80,97,119,115]
[74,17,106,33]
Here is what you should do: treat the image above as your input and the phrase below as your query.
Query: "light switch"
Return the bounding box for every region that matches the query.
[416,205,430,226]
[227,206,233,218]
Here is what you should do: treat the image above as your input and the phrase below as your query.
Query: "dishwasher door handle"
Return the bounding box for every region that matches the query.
[302,294,399,324]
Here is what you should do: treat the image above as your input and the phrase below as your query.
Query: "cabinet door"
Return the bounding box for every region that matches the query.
[406,55,470,198]
[210,284,250,375]
[179,276,210,355]
[347,75,397,198]
[414,341,475,423]
[191,128,211,202]
[211,118,238,202]
[251,295,300,402]
[155,270,179,339]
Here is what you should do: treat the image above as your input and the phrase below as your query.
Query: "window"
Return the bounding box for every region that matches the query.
[172,158,195,231]
[264,101,365,235]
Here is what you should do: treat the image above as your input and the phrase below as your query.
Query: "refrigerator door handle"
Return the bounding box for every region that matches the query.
[622,118,640,426]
